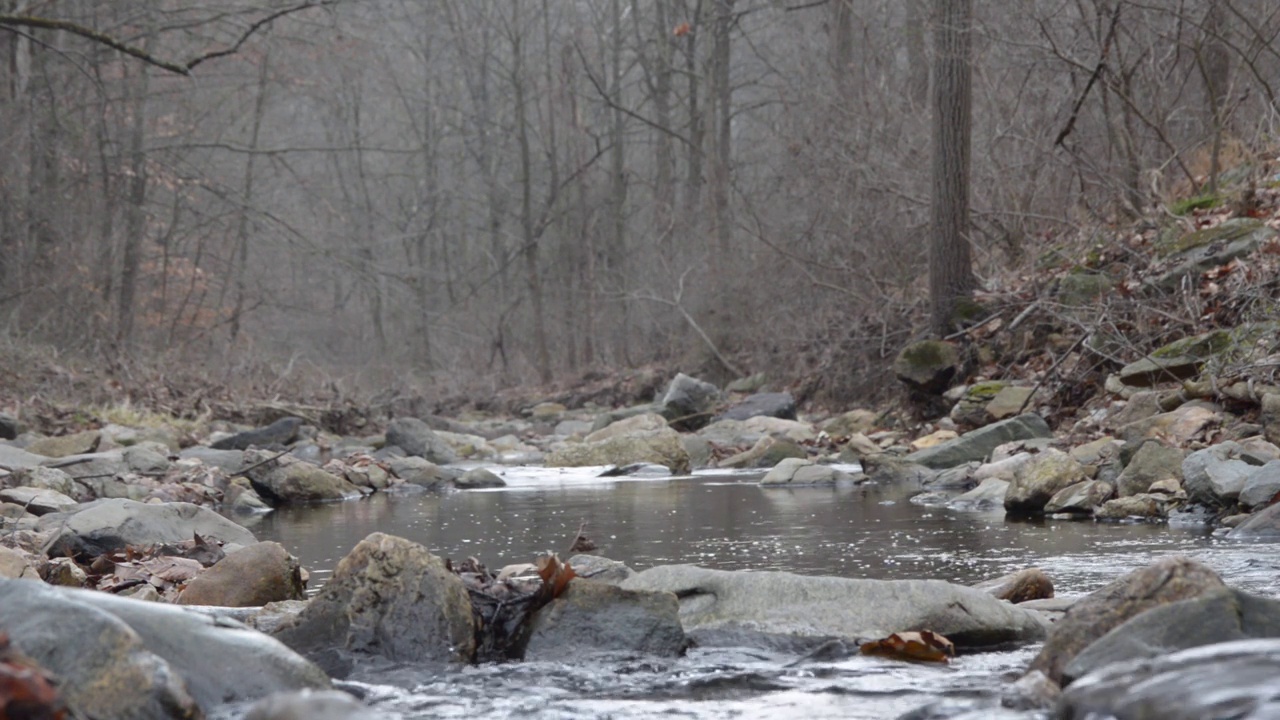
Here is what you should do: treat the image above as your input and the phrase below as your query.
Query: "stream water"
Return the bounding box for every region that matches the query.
[239,467,1280,719]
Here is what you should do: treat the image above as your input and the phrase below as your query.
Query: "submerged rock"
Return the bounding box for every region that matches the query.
[620,564,1047,650]
[973,568,1054,603]
[244,450,363,505]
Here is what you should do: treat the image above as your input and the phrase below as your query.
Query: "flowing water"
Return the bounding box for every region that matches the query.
[240,467,1280,719]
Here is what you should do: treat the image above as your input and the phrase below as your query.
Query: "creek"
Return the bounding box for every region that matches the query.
[240,467,1280,719]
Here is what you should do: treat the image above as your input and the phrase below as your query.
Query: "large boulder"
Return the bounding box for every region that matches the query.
[1239,460,1280,510]
[619,565,1046,650]
[37,498,257,558]
[545,429,692,475]
[586,412,669,443]
[271,533,476,670]
[384,417,458,464]
[244,450,364,504]
[1228,501,1280,539]
[660,373,720,429]
[893,340,960,395]
[1117,403,1219,445]
[1004,449,1087,515]
[1057,638,1280,720]
[1115,441,1184,497]
[0,578,329,718]
[759,458,854,486]
[714,392,797,422]
[905,414,1054,469]
[178,541,306,607]
[1062,586,1280,685]
[211,417,303,450]
[1044,480,1115,515]
[1026,557,1226,684]
[1181,441,1263,507]
[522,581,687,660]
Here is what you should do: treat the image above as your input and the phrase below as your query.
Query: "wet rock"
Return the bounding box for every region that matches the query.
[212,417,303,451]
[714,392,797,422]
[586,412,669,443]
[719,436,807,469]
[178,541,305,607]
[0,412,20,440]
[523,581,687,660]
[1057,638,1280,720]
[1005,449,1087,516]
[760,458,853,486]
[568,554,634,585]
[545,429,692,475]
[1003,669,1060,711]
[37,498,257,558]
[1026,556,1226,684]
[660,373,720,430]
[973,568,1054,603]
[1062,586,1280,685]
[454,467,506,489]
[0,486,77,515]
[227,477,273,514]
[1044,481,1114,515]
[905,414,1054,469]
[245,689,370,720]
[244,450,363,504]
[272,532,476,669]
[923,461,979,490]
[179,446,247,473]
[1227,501,1280,539]
[1181,441,1262,507]
[1239,460,1280,510]
[620,565,1047,650]
[0,578,328,717]
[1096,494,1167,520]
[26,430,101,459]
[387,456,449,488]
[384,417,458,464]
[820,409,879,437]
[947,477,1009,510]
[1115,440,1184,497]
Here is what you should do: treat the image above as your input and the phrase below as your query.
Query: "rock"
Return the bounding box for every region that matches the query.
[1117,329,1233,387]
[1003,669,1060,712]
[178,542,305,607]
[947,477,1009,510]
[1005,449,1087,515]
[1044,480,1114,515]
[244,451,363,504]
[1058,639,1280,720]
[40,556,87,586]
[681,435,713,469]
[1264,393,1280,447]
[179,446,247,473]
[545,429,692,475]
[37,498,258,558]
[1228,501,1280,539]
[590,404,663,433]
[586,412,669,443]
[26,430,101,459]
[227,477,273,514]
[714,392,797,422]
[1026,556,1226,684]
[1096,494,1167,520]
[522,581,687,660]
[0,486,77,515]
[949,381,1009,427]
[1239,460,1280,509]
[454,467,506,489]
[1062,586,1280,686]
[0,412,20,440]
[972,568,1054,603]
[124,444,172,474]
[7,465,76,496]
[42,450,130,481]
[387,456,449,488]
[821,409,879,437]
[1115,441,1184,497]
[860,455,937,484]
[0,578,329,717]
[741,416,816,443]
[529,401,566,419]
[718,436,807,469]
[1117,403,1219,445]
[384,417,458,464]
[620,565,1047,650]
[245,689,370,720]
[759,458,852,486]
[212,417,303,450]
[0,545,40,580]
[1147,477,1182,495]
[1151,217,1278,291]
[1054,270,1113,305]
[567,554,634,585]
[1182,441,1263,507]
[1107,391,1164,426]
[0,443,47,471]
[911,429,958,450]
[271,533,475,669]
[893,340,961,395]
[906,414,1054,469]
[974,452,1034,482]
[660,373,720,429]
[839,432,881,459]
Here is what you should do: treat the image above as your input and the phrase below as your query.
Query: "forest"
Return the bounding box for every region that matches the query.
[1,0,1277,405]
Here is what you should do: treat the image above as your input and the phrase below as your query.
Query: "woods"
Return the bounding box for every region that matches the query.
[2,1,1279,403]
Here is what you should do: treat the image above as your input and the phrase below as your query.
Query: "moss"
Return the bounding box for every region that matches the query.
[1169,194,1221,216]
[965,381,1008,402]
[900,340,954,369]
[1170,218,1265,255]
[1150,329,1231,360]
[951,297,987,324]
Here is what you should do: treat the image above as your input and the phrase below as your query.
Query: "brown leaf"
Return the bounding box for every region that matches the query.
[859,630,955,664]
[534,552,576,598]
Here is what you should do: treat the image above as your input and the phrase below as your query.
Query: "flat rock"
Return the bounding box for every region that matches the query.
[212,417,303,451]
[714,392,797,422]
[620,564,1047,650]
[545,429,692,475]
[905,414,1054,469]
[0,486,77,515]
[0,443,49,471]
[26,430,102,458]
[1044,480,1114,514]
[37,498,258,558]
[1115,440,1184,497]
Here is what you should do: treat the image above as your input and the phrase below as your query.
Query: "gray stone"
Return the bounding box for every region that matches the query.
[1239,460,1280,509]
[245,450,363,504]
[245,689,371,720]
[179,446,248,473]
[37,498,258,557]
[568,554,634,585]
[124,444,173,474]
[947,477,1009,510]
[1115,441,1184,497]
[1182,441,1262,507]
[586,412,669,443]
[1264,393,1280,447]
[272,533,475,668]
[1058,638,1280,720]
[760,457,851,486]
[718,436,807,469]
[660,373,721,429]
[893,340,961,395]
[385,417,458,464]
[7,465,76,496]
[906,414,1054,469]
[1063,587,1280,685]
[714,392,797,422]
[387,455,449,488]
[0,578,328,717]
[1005,449,1088,515]
[26,430,101,458]
[1096,494,1167,520]
[546,429,692,475]
[0,486,77,515]
[0,412,20,440]
[211,417,303,450]
[178,541,306,607]
[590,404,663,433]
[0,443,49,471]
[523,581,687,660]
[620,564,1047,650]
[820,409,879,437]
[1228,501,1280,539]
[1044,480,1115,515]
[455,467,506,489]
[1027,556,1225,684]
[42,450,129,480]
[1117,404,1219,445]
[1151,217,1277,291]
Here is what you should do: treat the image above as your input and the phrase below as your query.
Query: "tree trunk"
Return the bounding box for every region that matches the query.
[710,0,733,261]
[229,45,271,343]
[512,3,551,384]
[1200,1,1231,194]
[928,0,975,337]
[116,24,153,347]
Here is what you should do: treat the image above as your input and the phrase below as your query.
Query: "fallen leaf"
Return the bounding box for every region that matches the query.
[860,630,955,663]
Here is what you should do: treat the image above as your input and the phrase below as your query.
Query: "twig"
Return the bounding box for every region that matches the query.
[230,449,291,476]
[1016,334,1088,416]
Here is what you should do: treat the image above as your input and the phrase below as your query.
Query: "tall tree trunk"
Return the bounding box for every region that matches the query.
[682,0,705,220]
[650,0,676,256]
[710,0,733,260]
[928,0,975,337]
[513,2,551,384]
[230,45,271,343]
[1200,1,1231,194]
[610,0,631,364]
[831,0,854,97]
[905,0,930,108]
[116,24,153,347]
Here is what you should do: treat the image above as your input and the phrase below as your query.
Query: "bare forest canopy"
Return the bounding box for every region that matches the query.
[1,1,1277,402]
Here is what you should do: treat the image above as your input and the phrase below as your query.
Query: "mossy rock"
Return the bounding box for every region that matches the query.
[1157,217,1266,258]
[1150,330,1232,360]
[1055,272,1113,306]
[1118,323,1278,387]
[1169,194,1221,216]
[893,340,960,394]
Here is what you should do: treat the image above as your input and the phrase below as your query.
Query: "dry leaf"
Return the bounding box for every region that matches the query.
[860,630,955,663]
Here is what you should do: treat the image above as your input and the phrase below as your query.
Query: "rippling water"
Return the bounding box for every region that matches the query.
[241,468,1280,719]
